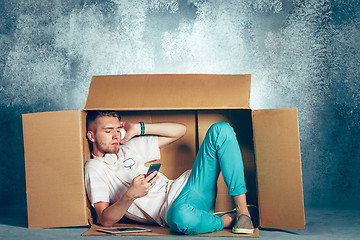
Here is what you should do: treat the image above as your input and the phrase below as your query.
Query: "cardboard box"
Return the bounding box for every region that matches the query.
[22,74,305,231]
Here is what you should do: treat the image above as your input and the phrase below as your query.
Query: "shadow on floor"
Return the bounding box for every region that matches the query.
[0,205,27,228]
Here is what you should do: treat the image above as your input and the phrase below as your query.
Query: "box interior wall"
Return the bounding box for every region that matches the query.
[82,109,259,224]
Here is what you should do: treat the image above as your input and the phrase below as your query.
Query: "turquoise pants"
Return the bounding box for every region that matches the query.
[166,122,247,235]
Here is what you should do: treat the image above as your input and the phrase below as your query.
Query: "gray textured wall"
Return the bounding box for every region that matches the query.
[1,0,359,211]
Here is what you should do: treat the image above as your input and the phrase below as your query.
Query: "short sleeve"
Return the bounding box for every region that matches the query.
[84,163,110,207]
[130,136,160,163]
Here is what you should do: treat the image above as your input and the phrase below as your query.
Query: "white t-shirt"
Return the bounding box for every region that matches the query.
[84,135,190,226]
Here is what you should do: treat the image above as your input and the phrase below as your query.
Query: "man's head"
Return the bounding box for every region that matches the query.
[86,111,122,157]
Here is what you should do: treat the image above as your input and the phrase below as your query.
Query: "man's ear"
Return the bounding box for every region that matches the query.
[87,131,95,142]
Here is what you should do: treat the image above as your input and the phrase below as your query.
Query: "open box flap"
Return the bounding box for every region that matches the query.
[252,108,305,230]
[22,110,89,228]
[83,74,251,110]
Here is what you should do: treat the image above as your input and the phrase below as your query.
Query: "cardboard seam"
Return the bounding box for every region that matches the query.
[251,110,263,228]
[294,109,306,228]
[78,110,92,226]
[22,114,32,228]
[195,111,199,153]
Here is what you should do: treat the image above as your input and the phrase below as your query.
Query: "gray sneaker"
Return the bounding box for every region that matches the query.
[232,214,254,234]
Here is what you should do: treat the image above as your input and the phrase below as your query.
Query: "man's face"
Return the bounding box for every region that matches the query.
[90,116,121,156]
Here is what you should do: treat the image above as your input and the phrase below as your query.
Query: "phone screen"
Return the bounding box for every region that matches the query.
[145,163,161,182]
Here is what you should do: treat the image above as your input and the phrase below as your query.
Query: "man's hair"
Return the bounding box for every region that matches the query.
[86,111,122,132]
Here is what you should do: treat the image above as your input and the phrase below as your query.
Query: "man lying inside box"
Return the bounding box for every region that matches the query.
[84,111,254,235]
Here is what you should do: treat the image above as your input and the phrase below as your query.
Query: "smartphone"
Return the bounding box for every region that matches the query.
[96,227,152,234]
[145,163,161,182]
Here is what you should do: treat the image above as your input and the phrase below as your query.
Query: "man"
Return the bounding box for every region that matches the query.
[85,111,254,235]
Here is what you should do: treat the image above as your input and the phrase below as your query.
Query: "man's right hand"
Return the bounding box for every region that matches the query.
[94,170,159,227]
[126,171,159,200]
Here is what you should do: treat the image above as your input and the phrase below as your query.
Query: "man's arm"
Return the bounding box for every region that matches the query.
[119,122,186,148]
[94,171,159,227]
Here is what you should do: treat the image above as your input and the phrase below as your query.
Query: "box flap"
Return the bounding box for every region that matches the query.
[83,74,251,110]
[252,108,305,230]
[22,110,89,228]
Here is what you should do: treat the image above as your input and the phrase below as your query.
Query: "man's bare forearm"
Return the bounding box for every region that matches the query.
[143,123,186,148]
[119,122,186,147]
[98,192,135,227]
[143,123,186,138]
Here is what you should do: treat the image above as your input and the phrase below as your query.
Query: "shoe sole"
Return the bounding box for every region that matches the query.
[232,228,254,234]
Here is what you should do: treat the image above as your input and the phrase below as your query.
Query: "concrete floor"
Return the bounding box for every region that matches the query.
[0,207,359,240]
